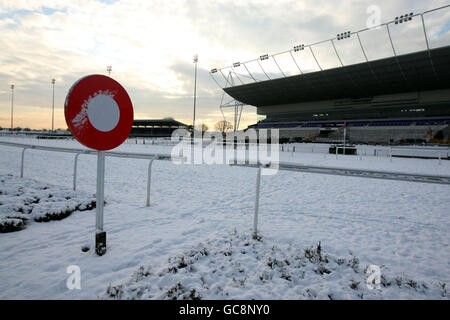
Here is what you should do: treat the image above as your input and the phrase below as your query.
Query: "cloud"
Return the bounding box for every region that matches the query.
[0,0,449,130]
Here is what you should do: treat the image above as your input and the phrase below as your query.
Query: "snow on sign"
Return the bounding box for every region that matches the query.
[65,74,133,151]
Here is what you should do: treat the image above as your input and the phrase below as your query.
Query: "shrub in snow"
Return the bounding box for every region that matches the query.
[101,230,449,300]
[0,218,25,233]
[0,174,96,232]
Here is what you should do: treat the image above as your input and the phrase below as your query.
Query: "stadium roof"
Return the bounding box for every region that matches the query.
[133,119,188,127]
[223,45,450,107]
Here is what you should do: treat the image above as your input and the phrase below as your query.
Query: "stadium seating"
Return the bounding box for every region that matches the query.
[254,119,450,129]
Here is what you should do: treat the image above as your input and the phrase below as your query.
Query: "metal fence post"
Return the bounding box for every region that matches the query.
[95,151,106,256]
[20,147,29,178]
[253,166,262,238]
[390,147,392,162]
[336,146,338,159]
[146,156,157,207]
[73,153,81,191]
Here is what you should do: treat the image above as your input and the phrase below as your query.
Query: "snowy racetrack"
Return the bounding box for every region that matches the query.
[0,136,449,299]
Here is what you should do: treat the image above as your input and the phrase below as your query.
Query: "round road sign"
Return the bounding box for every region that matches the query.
[65,74,133,150]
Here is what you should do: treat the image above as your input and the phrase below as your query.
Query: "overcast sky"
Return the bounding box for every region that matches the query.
[0,0,449,130]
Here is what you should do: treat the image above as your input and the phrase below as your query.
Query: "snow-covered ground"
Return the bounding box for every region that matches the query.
[0,136,449,299]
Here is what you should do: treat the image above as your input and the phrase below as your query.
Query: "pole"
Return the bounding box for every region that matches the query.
[21,147,29,178]
[10,84,14,130]
[343,121,347,155]
[51,79,55,132]
[253,166,262,239]
[193,55,198,135]
[146,157,156,207]
[233,102,238,132]
[420,14,431,51]
[95,151,106,256]
[73,153,80,191]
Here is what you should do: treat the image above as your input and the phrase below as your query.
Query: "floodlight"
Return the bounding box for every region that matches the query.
[337,31,351,40]
[395,12,413,24]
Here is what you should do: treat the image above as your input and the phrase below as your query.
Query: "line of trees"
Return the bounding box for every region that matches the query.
[195,121,234,135]
[214,120,233,133]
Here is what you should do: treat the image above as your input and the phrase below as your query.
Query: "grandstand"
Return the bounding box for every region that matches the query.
[210,5,450,144]
[130,119,189,137]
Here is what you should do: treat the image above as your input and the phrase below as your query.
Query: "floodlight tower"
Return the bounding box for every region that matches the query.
[107,66,112,76]
[193,54,198,134]
[10,84,14,130]
[51,79,56,132]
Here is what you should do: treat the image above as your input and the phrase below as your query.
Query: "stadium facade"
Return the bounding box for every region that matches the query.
[211,6,450,144]
[130,119,189,137]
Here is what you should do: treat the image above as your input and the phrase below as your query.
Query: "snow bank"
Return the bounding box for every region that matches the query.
[102,230,449,300]
[0,174,96,232]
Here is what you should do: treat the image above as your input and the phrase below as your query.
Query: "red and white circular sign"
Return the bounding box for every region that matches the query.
[65,75,134,150]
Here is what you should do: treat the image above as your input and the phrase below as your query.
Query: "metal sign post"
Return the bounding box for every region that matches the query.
[253,166,262,239]
[146,156,156,207]
[95,150,106,255]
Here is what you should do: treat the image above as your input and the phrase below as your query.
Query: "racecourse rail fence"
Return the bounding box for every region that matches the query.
[1,140,450,237]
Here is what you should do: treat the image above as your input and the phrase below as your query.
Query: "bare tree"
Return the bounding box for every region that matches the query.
[214,120,233,134]
[201,123,209,133]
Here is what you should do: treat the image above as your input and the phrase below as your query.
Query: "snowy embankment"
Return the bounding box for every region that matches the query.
[0,174,96,232]
[0,136,449,299]
[102,230,448,300]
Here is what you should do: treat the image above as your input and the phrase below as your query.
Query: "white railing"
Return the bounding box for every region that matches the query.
[242,161,450,237]
[0,141,182,207]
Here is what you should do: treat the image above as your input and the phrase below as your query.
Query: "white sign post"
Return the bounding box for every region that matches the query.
[65,74,134,256]
[95,150,106,255]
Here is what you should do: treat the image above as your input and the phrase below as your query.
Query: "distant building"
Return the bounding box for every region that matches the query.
[129,119,189,137]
